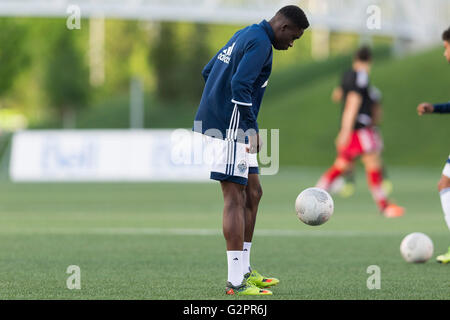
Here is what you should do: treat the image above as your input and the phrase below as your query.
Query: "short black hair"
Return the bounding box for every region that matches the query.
[277,5,310,30]
[354,46,372,62]
[442,27,450,41]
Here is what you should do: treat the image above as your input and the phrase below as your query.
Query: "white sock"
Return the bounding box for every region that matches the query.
[440,188,450,230]
[242,242,252,275]
[227,251,243,287]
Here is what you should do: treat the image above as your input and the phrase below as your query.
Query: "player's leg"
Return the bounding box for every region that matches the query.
[438,175,450,229]
[213,136,272,295]
[340,162,357,197]
[243,174,262,245]
[361,151,404,217]
[221,180,271,295]
[221,180,246,287]
[343,163,356,185]
[242,173,279,288]
[242,173,261,275]
[221,180,246,251]
[317,131,359,190]
[357,127,403,217]
[316,156,352,190]
[361,151,388,211]
[381,165,393,196]
[376,128,393,195]
[241,152,262,273]
[436,157,450,263]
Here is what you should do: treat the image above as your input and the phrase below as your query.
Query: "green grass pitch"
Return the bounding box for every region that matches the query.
[0,167,448,300]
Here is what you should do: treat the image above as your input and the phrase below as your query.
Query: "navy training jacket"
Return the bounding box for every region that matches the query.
[193,20,275,141]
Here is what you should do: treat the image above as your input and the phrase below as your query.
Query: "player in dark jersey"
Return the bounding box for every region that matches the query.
[329,85,394,198]
[416,27,450,263]
[316,46,404,218]
[194,5,309,295]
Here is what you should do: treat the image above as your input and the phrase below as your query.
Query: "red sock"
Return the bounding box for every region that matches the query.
[367,170,388,211]
[316,165,343,190]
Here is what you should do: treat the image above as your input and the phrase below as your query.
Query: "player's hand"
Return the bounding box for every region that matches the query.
[331,87,343,104]
[246,133,262,154]
[335,132,349,151]
[417,103,434,115]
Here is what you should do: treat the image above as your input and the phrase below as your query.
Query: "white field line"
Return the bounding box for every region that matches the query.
[1,227,445,237]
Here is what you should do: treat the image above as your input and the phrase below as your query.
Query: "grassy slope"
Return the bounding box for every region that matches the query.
[0,167,448,299]
[259,47,450,167]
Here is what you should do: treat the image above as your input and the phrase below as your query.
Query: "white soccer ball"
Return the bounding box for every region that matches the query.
[295,187,334,226]
[400,232,434,263]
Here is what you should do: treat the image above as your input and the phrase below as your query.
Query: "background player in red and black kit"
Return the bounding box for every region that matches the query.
[329,84,394,198]
[316,46,405,218]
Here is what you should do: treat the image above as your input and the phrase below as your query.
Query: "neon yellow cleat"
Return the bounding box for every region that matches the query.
[338,182,355,198]
[382,179,393,196]
[436,247,450,264]
[225,281,272,295]
[244,270,279,288]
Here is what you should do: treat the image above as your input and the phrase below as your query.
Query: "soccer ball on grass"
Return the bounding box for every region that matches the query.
[400,232,434,263]
[295,187,334,226]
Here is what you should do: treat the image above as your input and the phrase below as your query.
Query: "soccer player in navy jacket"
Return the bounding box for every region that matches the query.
[417,27,450,264]
[193,6,309,295]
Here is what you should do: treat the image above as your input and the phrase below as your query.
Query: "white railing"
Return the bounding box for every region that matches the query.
[0,0,448,43]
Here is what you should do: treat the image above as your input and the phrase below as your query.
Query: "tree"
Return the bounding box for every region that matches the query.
[151,22,181,103]
[151,22,211,104]
[0,18,29,97]
[183,23,211,102]
[44,27,90,128]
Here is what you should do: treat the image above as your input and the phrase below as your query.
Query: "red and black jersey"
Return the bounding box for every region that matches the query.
[340,69,375,129]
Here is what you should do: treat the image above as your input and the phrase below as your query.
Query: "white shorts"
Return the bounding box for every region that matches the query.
[203,134,259,186]
[443,155,450,178]
[248,152,259,174]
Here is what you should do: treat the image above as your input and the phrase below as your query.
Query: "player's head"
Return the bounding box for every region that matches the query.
[353,46,372,72]
[269,5,309,50]
[442,27,450,63]
[354,46,372,63]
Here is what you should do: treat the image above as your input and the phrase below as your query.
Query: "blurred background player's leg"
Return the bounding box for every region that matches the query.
[381,165,394,196]
[329,162,356,198]
[317,129,360,191]
[316,156,352,191]
[361,152,404,217]
[361,152,387,210]
[329,163,391,198]
[436,156,450,263]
